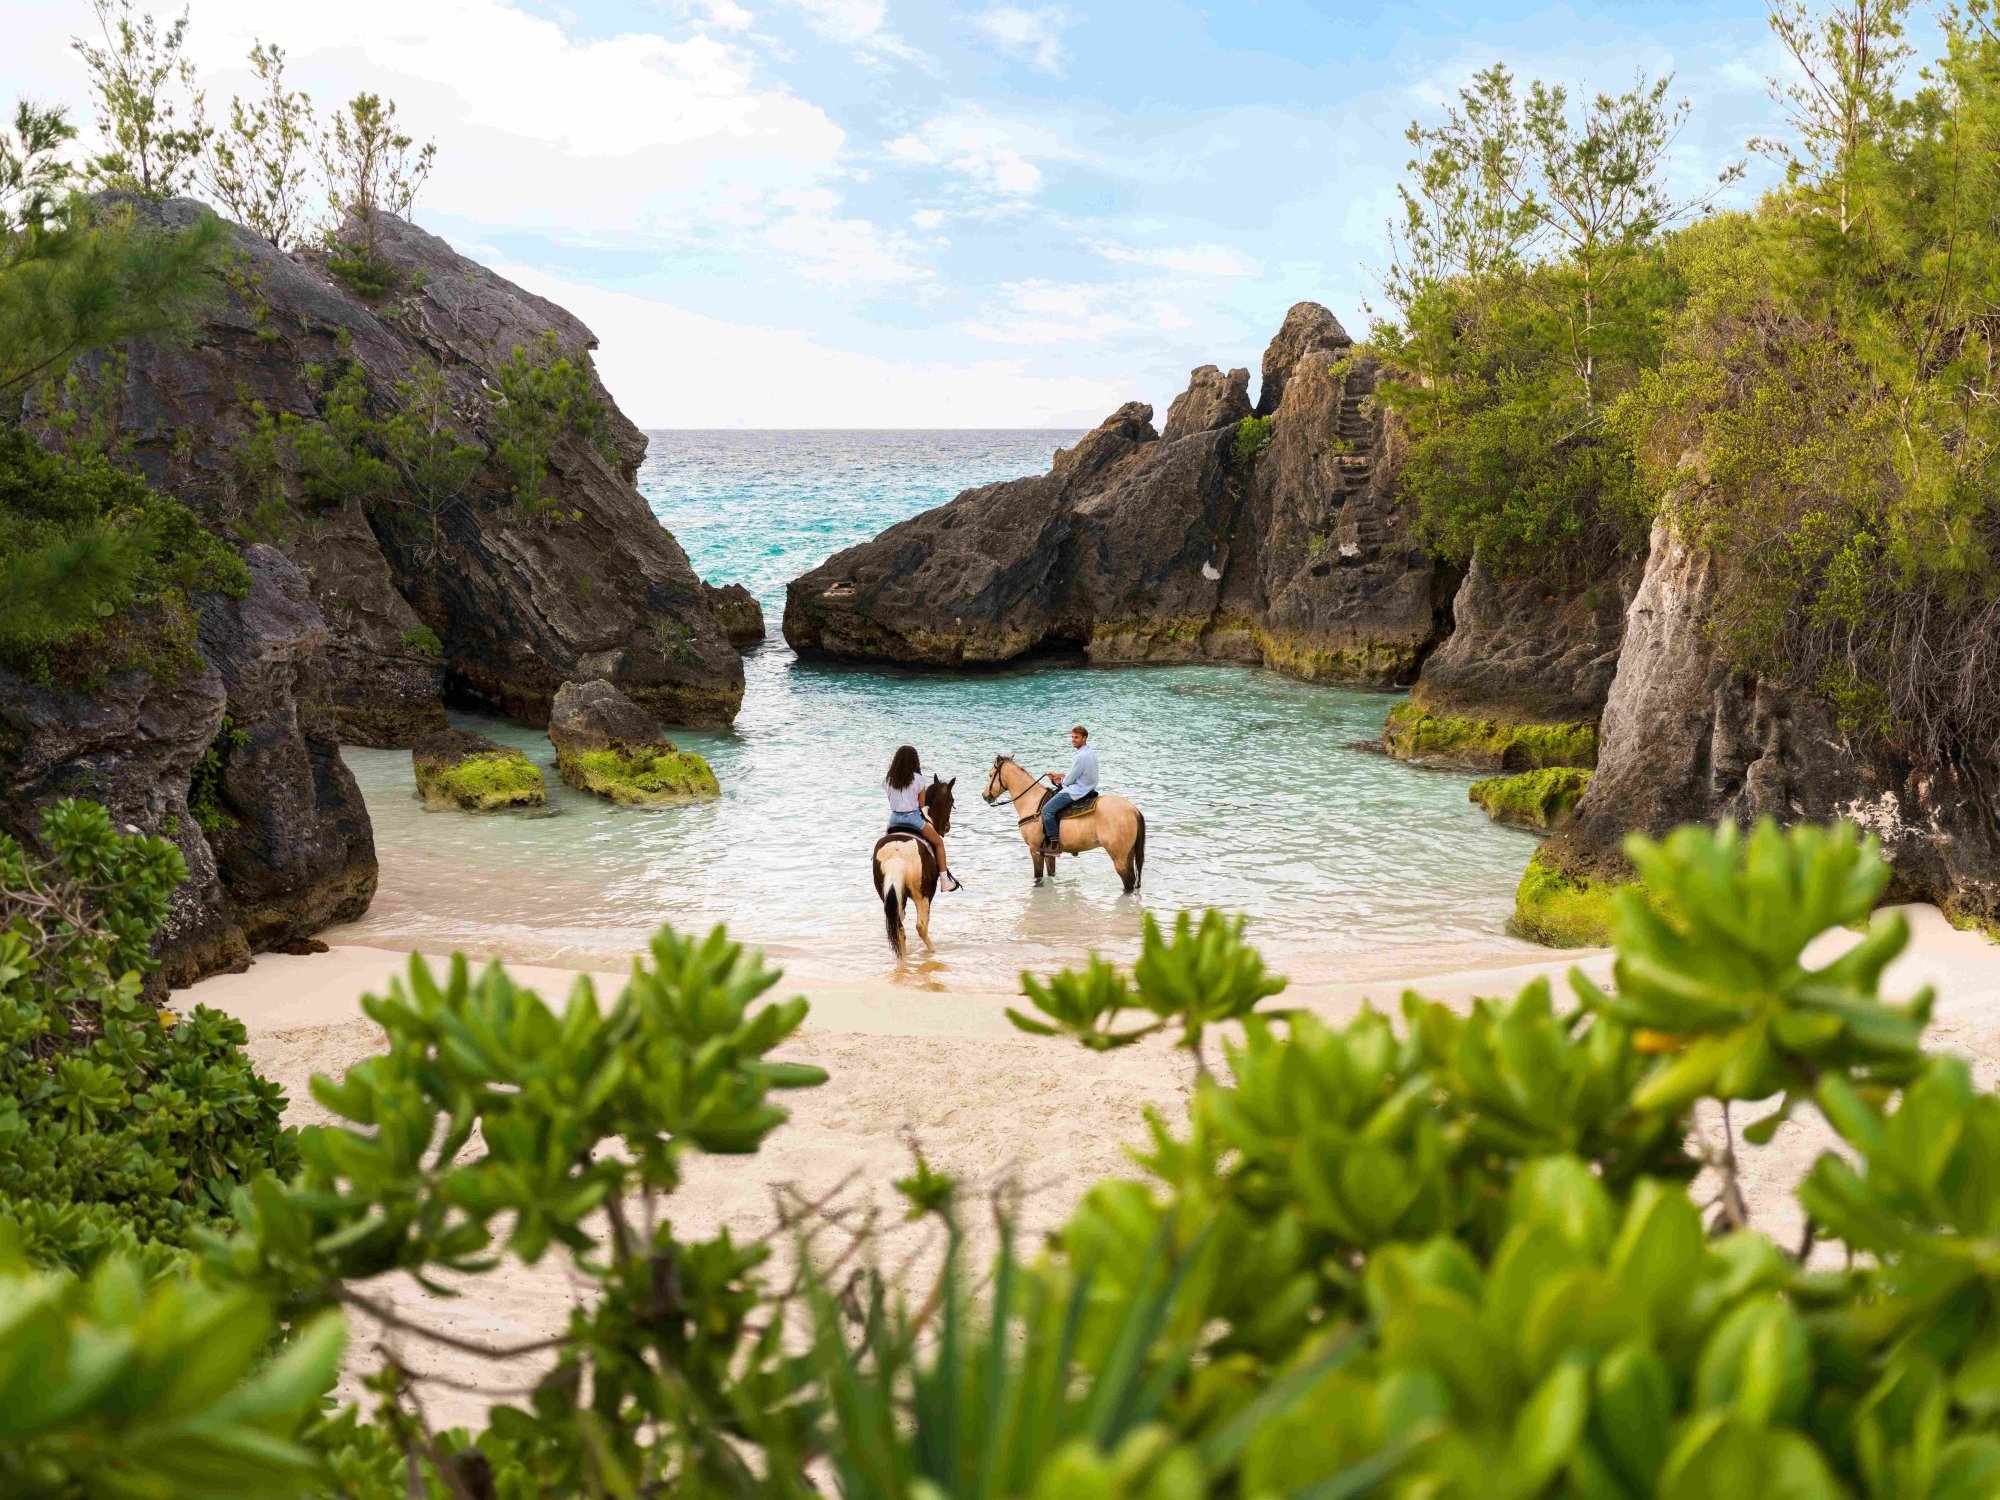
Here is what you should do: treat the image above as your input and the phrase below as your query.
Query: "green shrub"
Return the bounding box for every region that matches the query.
[561,744,719,805]
[188,715,250,833]
[1469,765,1592,829]
[1231,413,1273,465]
[490,330,614,517]
[0,428,247,681]
[14,814,1998,1498]
[398,624,442,658]
[1512,844,1624,946]
[0,1245,343,1498]
[417,749,545,811]
[1383,700,1598,770]
[0,800,294,1276]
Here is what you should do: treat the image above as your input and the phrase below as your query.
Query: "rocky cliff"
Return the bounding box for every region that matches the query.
[38,201,743,742]
[783,304,1454,684]
[1409,554,1639,727]
[0,547,377,985]
[1544,521,2000,928]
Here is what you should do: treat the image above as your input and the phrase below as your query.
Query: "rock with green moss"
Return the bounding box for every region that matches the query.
[412,729,546,811]
[1382,701,1597,772]
[1469,767,1592,830]
[547,679,719,807]
[1511,848,1624,948]
[565,745,719,805]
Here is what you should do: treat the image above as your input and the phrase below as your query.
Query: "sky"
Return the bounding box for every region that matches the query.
[6,0,1818,426]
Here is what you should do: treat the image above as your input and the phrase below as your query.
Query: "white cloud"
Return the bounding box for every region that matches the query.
[970,5,1074,73]
[910,208,947,229]
[962,279,1190,346]
[886,103,1075,199]
[774,0,922,61]
[496,264,1129,426]
[764,188,932,284]
[1088,239,1261,277]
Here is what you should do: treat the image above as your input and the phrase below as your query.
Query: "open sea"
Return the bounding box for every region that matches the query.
[334,430,1545,989]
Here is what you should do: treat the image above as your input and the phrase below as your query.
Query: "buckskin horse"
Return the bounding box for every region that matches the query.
[982,754,1145,891]
[872,775,955,958]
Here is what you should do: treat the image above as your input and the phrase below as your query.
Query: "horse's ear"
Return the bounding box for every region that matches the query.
[947,777,956,787]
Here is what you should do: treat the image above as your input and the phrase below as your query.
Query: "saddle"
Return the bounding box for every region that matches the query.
[1056,791,1099,820]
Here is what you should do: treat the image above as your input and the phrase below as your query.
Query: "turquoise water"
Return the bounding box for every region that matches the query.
[336,431,1544,988]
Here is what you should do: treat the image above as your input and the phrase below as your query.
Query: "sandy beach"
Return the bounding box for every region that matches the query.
[184,907,2000,1427]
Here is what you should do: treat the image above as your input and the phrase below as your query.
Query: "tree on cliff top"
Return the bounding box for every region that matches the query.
[1371,67,1735,577]
[71,0,209,200]
[319,92,436,295]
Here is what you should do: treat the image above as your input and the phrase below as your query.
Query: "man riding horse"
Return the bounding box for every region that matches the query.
[1040,725,1098,859]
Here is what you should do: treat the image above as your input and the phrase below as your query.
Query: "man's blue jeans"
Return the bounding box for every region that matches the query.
[1041,787,1078,842]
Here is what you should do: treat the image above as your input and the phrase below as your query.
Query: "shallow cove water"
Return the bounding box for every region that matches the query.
[335,430,1546,988]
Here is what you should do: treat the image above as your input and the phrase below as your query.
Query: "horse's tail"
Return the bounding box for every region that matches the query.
[1126,809,1147,894]
[878,850,905,956]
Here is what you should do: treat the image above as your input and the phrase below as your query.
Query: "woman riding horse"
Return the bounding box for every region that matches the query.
[883,745,960,892]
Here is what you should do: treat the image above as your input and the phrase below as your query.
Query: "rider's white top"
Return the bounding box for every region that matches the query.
[1065,746,1099,798]
[885,777,923,813]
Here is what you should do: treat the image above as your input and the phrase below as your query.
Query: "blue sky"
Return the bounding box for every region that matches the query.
[9,0,1814,424]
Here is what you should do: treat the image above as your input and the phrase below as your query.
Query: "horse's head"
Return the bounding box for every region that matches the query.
[925,774,956,833]
[982,754,1014,806]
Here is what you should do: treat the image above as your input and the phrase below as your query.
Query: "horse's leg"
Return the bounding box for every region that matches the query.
[917,894,933,950]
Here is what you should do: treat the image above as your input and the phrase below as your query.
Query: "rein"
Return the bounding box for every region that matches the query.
[986,757,1066,828]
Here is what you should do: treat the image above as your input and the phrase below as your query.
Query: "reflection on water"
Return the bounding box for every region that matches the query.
[335,651,1545,989]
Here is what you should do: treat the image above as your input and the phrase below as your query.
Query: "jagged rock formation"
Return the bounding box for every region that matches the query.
[546,679,719,806]
[1410,554,1640,727]
[702,583,767,648]
[1545,522,2000,927]
[0,547,376,985]
[1381,554,1639,771]
[42,200,743,742]
[784,304,1453,683]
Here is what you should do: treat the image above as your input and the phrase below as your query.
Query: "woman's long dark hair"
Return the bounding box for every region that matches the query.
[886,745,921,790]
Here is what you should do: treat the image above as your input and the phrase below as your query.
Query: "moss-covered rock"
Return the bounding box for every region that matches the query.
[1511,848,1625,947]
[412,729,546,811]
[561,745,719,806]
[1470,767,1593,831]
[1383,701,1598,772]
[546,678,720,807]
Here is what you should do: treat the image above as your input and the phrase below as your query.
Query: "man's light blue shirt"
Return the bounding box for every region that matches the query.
[1065,746,1099,798]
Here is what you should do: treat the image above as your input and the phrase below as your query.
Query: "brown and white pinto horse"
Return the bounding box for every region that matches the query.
[982,754,1145,891]
[872,776,955,958]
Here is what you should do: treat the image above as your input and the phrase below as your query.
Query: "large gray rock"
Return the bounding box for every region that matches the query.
[1161,365,1250,442]
[783,304,1450,685]
[1412,551,1641,725]
[1546,522,2000,926]
[702,582,766,648]
[548,678,671,756]
[36,200,744,741]
[0,547,377,985]
[1256,302,1350,416]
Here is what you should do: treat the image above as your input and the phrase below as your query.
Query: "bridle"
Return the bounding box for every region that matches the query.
[984,754,1058,828]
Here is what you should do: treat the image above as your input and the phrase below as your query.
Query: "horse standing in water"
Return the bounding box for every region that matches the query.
[873,775,956,958]
[983,754,1145,891]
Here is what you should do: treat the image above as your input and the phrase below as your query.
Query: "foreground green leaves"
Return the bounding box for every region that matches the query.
[6,811,1998,1499]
